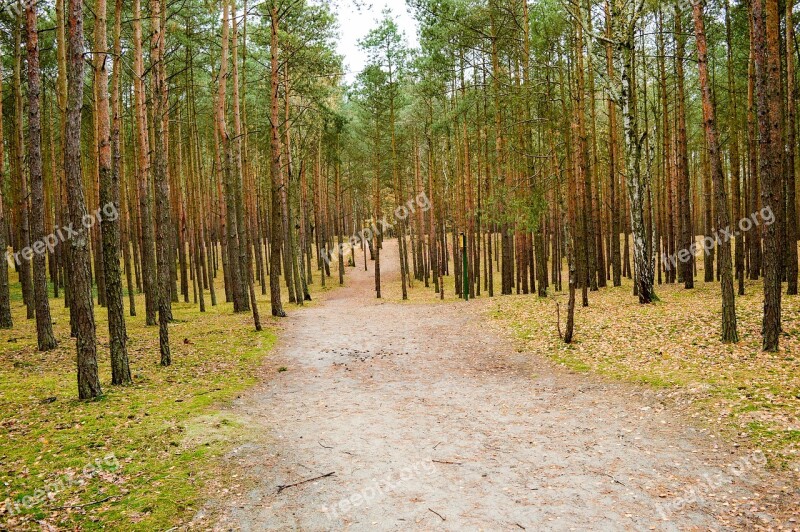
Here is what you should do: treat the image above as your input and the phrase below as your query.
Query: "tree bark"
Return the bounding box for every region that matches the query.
[751,0,782,351]
[268,4,286,317]
[104,0,132,383]
[617,0,654,304]
[692,0,738,343]
[67,0,102,399]
[13,15,34,320]
[0,67,12,329]
[133,0,157,326]
[25,2,58,350]
[151,0,172,366]
[675,1,694,289]
[785,0,798,295]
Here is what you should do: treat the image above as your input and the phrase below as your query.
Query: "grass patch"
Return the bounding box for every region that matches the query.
[0,268,324,530]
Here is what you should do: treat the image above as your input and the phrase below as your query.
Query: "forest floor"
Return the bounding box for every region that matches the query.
[201,240,800,531]
[0,269,327,530]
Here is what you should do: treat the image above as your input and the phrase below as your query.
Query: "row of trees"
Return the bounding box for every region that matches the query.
[0,0,349,398]
[345,0,797,351]
[1,0,798,399]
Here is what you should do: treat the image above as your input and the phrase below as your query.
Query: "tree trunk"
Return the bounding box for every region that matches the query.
[151,0,172,366]
[752,0,783,351]
[67,0,102,399]
[606,1,622,287]
[268,5,286,317]
[692,0,738,343]
[218,0,247,314]
[104,0,132,383]
[231,3,252,314]
[13,16,34,320]
[675,1,694,289]
[747,31,762,280]
[133,0,157,326]
[617,0,653,304]
[25,3,58,350]
[786,0,798,295]
[725,0,745,296]
[0,67,12,329]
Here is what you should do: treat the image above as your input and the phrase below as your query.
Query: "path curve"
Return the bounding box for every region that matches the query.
[200,240,785,531]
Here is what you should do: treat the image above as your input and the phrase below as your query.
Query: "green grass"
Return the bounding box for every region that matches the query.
[0,268,327,530]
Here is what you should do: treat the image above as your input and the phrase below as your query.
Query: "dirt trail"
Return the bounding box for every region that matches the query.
[199,241,790,531]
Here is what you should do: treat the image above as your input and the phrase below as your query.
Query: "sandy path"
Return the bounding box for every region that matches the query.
[199,240,786,531]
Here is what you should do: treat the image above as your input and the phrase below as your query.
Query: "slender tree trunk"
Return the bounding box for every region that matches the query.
[703,136,715,283]
[151,0,171,366]
[13,16,34,320]
[105,0,132,383]
[133,0,157,326]
[752,0,782,351]
[675,1,694,289]
[268,5,286,317]
[692,0,738,343]
[25,3,58,350]
[786,0,798,295]
[564,153,577,344]
[231,3,252,313]
[490,5,513,296]
[374,120,382,299]
[218,0,247,314]
[725,0,745,296]
[67,0,102,399]
[0,67,12,329]
[606,1,622,287]
[747,32,762,280]
[616,0,654,304]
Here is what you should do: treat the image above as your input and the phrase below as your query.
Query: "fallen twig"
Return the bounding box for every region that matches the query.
[432,459,462,465]
[318,440,333,449]
[276,472,335,494]
[428,508,446,521]
[51,495,115,511]
[601,472,625,486]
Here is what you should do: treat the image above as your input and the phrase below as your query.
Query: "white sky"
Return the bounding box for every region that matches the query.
[333,0,420,83]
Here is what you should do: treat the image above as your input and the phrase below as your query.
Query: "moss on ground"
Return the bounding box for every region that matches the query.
[0,272,328,530]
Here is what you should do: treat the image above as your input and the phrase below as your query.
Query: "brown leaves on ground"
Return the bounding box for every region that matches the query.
[490,277,800,471]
